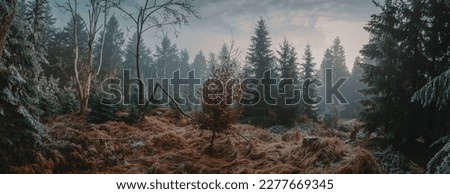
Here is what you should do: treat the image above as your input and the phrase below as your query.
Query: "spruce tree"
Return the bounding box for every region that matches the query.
[154,35,180,79]
[243,18,275,125]
[318,37,350,121]
[191,50,208,80]
[26,0,55,67]
[246,18,275,79]
[343,57,367,118]
[360,0,406,140]
[45,15,89,86]
[179,49,190,77]
[123,32,153,79]
[359,0,450,143]
[275,39,300,126]
[93,15,125,79]
[301,44,319,121]
[0,0,49,172]
[330,37,350,78]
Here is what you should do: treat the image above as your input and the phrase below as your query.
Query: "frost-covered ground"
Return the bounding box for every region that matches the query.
[10,108,424,173]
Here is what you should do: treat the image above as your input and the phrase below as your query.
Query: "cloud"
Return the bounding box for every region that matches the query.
[176,0,378,70]
[50,0,379,70]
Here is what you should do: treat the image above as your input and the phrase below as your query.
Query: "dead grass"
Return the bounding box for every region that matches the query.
[335,147,382,173]
[8,108,391,174]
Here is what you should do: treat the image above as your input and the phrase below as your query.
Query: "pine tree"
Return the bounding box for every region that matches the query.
[179,49,190,77]
[330,37,350,78]
[360,0,407,140]
[45,15,89,86]
[154,35,180,79]
[195,43,241,148]
[191,50,208,80]
[246,18,275,79]
[0,0,49,172]
[3,1,49,118]
[275,39,300,126]
[89,17,125,124]
[93,15,125,79]
[409,0,450,174]
[318,37,350,121]
[301,44,319,121]
[178,49,191,110]
[243,18,275,125]
[320,48,333,76]
[359,0,450,143]
[123,32,153,79]
[343,57,367,118]
[26,0,55,67]
[4,1,42,78]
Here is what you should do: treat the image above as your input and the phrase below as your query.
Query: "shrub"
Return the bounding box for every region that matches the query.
[194,43,242,147]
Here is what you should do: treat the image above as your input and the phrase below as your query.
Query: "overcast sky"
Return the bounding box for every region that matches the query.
[52,0,380,71]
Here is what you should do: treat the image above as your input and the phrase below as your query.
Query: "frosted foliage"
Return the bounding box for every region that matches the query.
[427,140,450,174]
[0,1,12,14]
[412,69,450,110]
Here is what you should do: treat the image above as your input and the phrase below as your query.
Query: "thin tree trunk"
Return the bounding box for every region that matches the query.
[72,10,84,115]
[136,32,144,105]
[95,1,108,78]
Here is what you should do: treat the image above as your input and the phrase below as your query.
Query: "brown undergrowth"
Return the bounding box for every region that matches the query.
[10,108,385,173]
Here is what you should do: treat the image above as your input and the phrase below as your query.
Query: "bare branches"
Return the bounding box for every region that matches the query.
[111,0,198,122]
[58,0,113,114]
[113,0,198,35]
[153,82,192,119]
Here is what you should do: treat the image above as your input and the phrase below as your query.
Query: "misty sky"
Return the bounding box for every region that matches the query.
[52,0,380,71]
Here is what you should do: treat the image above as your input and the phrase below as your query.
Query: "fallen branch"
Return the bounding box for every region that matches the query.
[229,127,252,147]
[152,82,192,119]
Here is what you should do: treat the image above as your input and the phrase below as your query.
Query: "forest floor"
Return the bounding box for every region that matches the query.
[12,108,425,173]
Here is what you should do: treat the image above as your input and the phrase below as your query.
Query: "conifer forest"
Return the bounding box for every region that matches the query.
[0,0,450,174]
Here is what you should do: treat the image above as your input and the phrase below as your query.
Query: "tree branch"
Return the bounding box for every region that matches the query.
[153,82,192,118]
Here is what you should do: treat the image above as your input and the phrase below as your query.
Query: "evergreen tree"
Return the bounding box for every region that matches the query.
[319,48,333,76]
[206,52,217,75]
[0,0,48,172]
[3,1,47,117]
[330,37,350,78]
[318,37,350,120]
[275,39,301,126]
[93,15,125,79]
[360,0,450,143]
[25,0,55,67]
[46,14,89,86]
[123,32,153,79]
[246,18,275,79]
[301,44,319,121]
[154,35,180,79]
[278,39,299,81]
[243,18,275,126]
[343,57,367,118]
[319,37,350,79]
[195,43,241,147]
[178,49,191,109]
[191,50,208,80]
[4,1,42,78]
[179,49,190,76]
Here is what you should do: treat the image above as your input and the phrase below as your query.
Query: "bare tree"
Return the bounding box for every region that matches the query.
[58,0,109,115]
[113,0,198,108]
[96,0,110,77]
